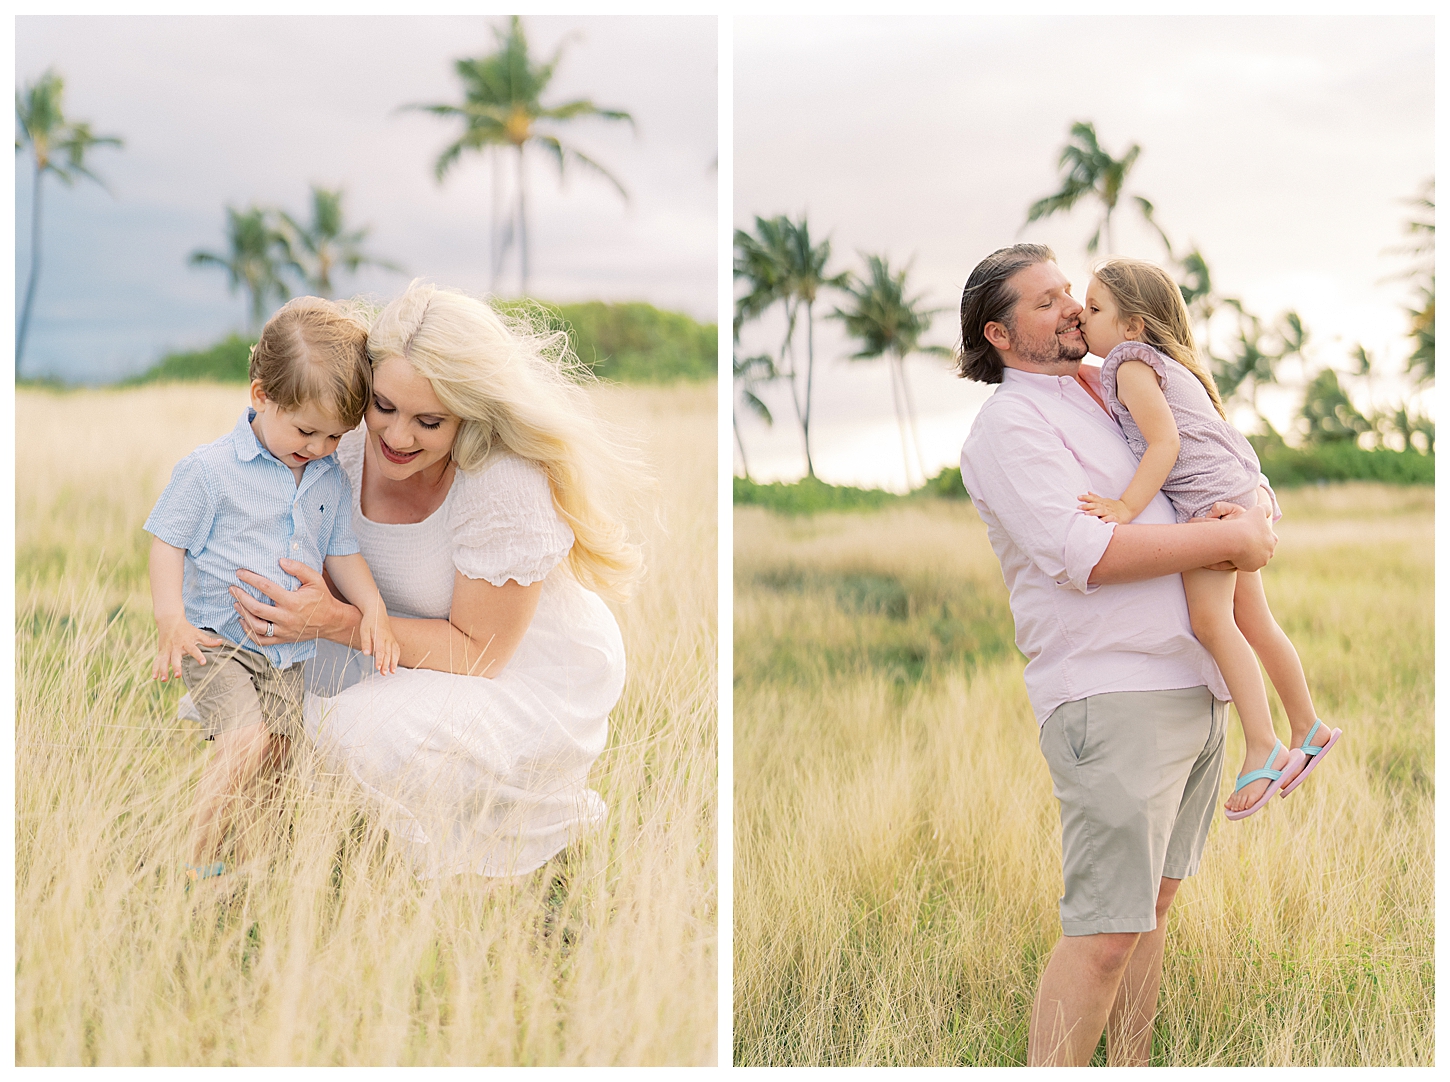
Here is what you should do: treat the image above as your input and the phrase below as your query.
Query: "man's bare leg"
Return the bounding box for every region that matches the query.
[1106,877,1181,1066]
[1028,930,1141,1065]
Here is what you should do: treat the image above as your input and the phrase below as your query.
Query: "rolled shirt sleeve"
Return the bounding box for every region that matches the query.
[143,454,217,555]
[961,398,1117,595]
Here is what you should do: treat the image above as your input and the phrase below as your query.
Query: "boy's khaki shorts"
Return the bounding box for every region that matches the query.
[1038,686,1227,936]
[180,636,305,743]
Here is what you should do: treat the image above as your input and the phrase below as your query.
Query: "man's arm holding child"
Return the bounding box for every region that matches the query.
[149,536,224,681]
[323,553,400,674]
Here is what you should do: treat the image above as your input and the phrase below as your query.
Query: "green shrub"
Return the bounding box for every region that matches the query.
[123,333,256,386]
[1251,436,1434,487]
[124,301,716,388]
[734,475,899,515]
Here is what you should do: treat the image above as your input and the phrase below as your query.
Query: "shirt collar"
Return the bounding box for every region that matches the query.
[231,408,267,462]
[229,407,336,475]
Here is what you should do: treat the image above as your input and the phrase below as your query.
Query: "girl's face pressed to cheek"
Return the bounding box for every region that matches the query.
[364,356,462,482]
[1080,278,1132,358]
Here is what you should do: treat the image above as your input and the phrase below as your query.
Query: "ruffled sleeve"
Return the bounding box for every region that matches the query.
[448,453,575,587]
[1100,340,1169,404]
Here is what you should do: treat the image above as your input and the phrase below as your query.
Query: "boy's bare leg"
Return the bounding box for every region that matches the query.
[1232,570,1321,746]
[1106,877,1180,1066]
[1028,930,1141,1065]
[187,721,275,865]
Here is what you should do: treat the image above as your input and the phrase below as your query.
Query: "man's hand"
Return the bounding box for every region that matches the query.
[1198,500,1276,572]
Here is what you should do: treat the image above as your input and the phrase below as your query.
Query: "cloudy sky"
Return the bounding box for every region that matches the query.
[16,14,717,383]
[734,13,1434,489]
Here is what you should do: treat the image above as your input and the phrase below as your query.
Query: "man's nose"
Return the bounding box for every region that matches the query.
[1064,297,1083,320]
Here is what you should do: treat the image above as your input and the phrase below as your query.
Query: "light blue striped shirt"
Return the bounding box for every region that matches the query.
[144,409,360,668]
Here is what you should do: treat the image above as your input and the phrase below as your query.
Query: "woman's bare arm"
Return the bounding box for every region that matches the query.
[232,559,540,677]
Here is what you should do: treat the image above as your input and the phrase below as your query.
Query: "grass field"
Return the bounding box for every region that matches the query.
[16,381,717,1066]
[734,484,1433,1066]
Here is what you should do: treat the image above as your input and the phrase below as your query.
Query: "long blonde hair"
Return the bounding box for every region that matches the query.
[367,280,645,599]
[1092,257,1227,419]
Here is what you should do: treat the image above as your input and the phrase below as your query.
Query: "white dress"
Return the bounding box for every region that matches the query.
[302,430,626,878]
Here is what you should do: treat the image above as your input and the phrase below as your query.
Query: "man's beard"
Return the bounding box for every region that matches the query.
[1013,321,1088,366]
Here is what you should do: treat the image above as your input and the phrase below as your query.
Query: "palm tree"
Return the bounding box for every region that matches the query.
[278,186,402,297]
[1209,302,1306,435]
[733,352,777,480]
[411,16,633,296]
[1392,181,1434,385]
[1024,121,1168,257]
[834,254,950,489]
[189,206,293,332]
[733,214,847,479]
[15,69,122,373]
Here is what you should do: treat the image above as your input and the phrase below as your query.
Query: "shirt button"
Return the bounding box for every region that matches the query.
[292,543,299,550]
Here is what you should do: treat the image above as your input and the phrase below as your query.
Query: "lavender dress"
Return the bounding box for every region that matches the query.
[1099,341,1261,522]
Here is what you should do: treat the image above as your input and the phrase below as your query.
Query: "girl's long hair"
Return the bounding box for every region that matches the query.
[367,280,645,599]
[1092,258,1227,419]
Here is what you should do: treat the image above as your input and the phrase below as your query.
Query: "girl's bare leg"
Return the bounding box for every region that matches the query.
[1231,570,1325,751]
[1182,568,1291,812]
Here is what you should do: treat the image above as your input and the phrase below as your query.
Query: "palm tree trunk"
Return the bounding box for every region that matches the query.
[896,352,927,488]
[489,149,502,293]
[802,300,817,479]
[1103,210,1114,257]
[779,302,813,479]
[734,412,751,480]
[887,355,913,490]
[517,146,529,297]
[16,162,45,373]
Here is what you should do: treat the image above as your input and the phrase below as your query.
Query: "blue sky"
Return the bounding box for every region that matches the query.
[16,14,717,383]
[734,13,1434,488]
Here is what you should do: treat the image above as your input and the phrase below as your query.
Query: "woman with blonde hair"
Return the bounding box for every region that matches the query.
[228,280,642,877]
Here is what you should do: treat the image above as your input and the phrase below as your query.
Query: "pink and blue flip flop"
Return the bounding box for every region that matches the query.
[1225,739,1306,821]
[1278,719,1342,798]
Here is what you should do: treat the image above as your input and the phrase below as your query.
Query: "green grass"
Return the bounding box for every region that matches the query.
[734,484,1433,1065]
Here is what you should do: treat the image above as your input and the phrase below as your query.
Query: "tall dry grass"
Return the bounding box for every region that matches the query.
[16,381,717,1066]
[734,485,1432,1066]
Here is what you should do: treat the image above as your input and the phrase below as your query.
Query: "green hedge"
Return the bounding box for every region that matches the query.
[123,301,716,388]
[1249,438,1434,486]
[547,301,716,383]
[123,333,256,386]
[735,445,1432,516]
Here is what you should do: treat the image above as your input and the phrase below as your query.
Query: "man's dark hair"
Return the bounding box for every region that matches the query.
[956,243,1057,383]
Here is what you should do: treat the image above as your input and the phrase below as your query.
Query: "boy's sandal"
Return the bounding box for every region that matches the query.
[184,861,228,890]
[1278,719,1342,798]
[1224,740,1306,821]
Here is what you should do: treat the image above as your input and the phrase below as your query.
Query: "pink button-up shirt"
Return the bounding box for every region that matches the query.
[960,366,1245,725]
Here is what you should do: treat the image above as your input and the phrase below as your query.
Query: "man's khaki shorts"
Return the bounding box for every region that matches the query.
[180,637,305,743]
[1038,686,1227,936]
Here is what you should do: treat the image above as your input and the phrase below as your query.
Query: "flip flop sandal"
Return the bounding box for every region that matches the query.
[1278,719,1342,798]
[1224,740,1305,821]
[184,861,228,891]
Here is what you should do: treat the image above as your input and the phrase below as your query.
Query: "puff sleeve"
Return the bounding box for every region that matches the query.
[448,454,575,587]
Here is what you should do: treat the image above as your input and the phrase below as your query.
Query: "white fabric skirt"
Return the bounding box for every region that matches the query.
[302,582,626,878]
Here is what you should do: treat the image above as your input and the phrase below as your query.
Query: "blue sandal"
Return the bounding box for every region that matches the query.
[184,861,228,890]
[1225,739,1305,821]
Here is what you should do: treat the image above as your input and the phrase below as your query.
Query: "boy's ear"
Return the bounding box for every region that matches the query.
[248,379,267,408]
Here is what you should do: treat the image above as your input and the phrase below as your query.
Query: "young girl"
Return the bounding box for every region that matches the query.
[1076,258,1342,821]
[146,297,399,883]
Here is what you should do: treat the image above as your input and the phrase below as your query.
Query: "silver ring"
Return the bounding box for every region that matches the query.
[266,622,274,638]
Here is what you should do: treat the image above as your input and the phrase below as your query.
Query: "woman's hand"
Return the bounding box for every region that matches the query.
[230,558,361,648]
